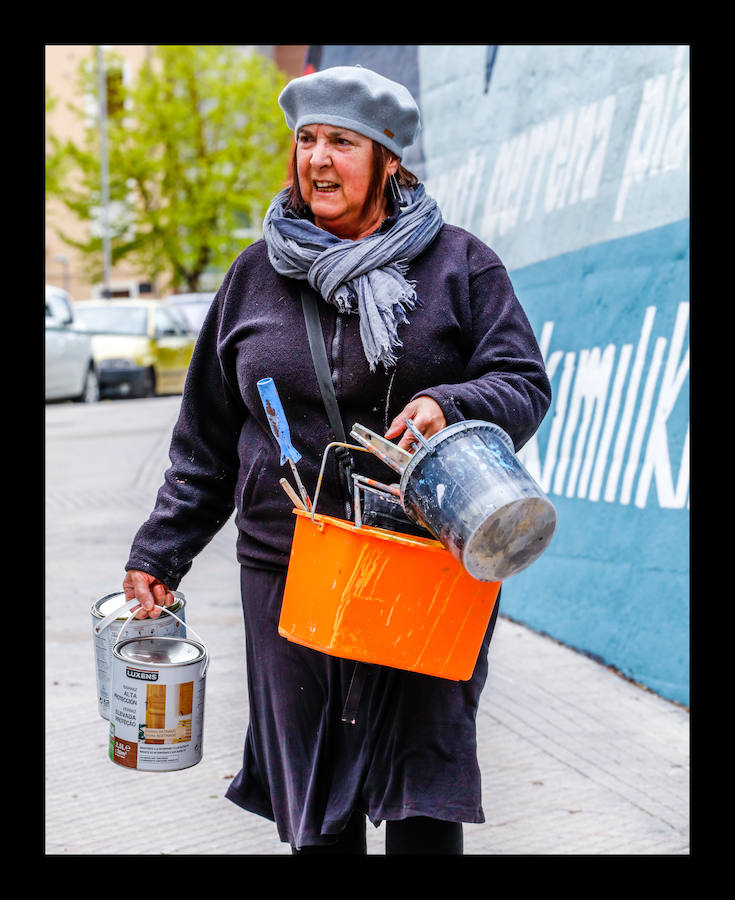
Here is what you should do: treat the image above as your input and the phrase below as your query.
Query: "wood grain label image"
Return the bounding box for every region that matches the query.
[143,682,194,744]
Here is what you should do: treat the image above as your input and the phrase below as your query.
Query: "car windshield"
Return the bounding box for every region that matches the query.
[75,306,148,336]
[165,293,215,333]
[168,302,210,333]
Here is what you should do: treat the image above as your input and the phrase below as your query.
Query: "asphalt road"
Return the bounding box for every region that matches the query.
[45,396,689,856]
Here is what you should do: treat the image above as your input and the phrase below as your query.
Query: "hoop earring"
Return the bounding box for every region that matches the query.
[390,173,407,208]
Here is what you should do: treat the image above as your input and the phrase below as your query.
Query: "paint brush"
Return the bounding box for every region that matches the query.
[257,377,312,510]
[279,477,308,511]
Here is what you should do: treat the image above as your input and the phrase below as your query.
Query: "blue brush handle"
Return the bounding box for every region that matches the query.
[257,377,301,466]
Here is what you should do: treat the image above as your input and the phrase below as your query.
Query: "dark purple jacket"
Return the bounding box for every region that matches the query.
[126,221,551,585]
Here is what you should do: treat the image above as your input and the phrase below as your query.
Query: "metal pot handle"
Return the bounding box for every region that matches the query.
[404,417,434,454]
[115,604,210,676]
[307,440,402,528]
[310,441,372,522]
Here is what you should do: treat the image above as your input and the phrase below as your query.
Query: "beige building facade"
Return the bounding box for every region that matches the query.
[45,44,307,302]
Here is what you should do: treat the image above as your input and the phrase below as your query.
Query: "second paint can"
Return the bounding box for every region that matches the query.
[92,591,187,720]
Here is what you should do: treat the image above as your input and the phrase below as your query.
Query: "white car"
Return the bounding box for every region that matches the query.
[45,284,100,403]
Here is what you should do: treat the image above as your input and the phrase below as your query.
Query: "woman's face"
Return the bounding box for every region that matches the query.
[296,124,398,240]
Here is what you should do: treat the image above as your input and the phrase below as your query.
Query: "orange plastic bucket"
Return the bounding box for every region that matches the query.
[279,509,501,681]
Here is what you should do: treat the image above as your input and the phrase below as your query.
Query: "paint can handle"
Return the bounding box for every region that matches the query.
[94,591,186,636]
[94,598,139,635]
[115,605,210,676]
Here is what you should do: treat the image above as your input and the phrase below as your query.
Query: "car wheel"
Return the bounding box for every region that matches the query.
[76,365,100,403]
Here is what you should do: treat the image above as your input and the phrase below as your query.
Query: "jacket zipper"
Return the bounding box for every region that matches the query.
[330,312,352,519]
[385,366,398,433]
[330,313,344,389]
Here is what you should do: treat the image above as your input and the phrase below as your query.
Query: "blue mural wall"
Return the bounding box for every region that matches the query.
[308,45,690,706]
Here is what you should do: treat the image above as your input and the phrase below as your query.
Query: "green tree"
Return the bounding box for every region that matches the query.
[46,45,293,293]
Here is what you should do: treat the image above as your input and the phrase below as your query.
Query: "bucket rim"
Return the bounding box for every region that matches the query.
[293,508,447,552]
[400,419,514,489]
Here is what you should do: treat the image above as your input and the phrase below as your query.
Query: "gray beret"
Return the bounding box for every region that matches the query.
[278,65,420,158]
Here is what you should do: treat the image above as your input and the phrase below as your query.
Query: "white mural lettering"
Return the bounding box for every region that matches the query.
[519,302,689,510]
[423,47,688,272]
[436,149,486,232]
[634,302,690,508]
[544,98,615,215]
[426,93,616,240]
[614,46,690,222]
[588,342,632,502]
[603,306,655,504]
[565,344,617,500]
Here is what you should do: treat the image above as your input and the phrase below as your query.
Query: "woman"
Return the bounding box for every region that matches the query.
[123,65,552,854]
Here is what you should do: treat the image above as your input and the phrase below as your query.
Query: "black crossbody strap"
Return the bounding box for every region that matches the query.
[300,285,368,727]
[300,286,346,443]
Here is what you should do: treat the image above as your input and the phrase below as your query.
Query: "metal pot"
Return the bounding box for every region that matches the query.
[351,419,557,582]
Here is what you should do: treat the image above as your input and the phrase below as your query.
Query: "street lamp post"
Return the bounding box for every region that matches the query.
[97,45,112,299]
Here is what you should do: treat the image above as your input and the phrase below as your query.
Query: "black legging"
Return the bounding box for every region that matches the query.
[386,816,463,855]
[291,812,462,855]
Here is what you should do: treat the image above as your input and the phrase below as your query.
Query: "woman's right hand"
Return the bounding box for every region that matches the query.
[123,569,175,619]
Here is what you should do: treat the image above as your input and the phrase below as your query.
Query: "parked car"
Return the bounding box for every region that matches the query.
[163,292,216,335]
[73,299,197,398]
[45,284,100,403]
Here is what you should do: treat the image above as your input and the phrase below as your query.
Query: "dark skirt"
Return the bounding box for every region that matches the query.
[225,565,500,849]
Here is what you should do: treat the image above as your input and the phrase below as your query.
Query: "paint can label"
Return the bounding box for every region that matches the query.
[109,650,205,772]
[92,593,186,720]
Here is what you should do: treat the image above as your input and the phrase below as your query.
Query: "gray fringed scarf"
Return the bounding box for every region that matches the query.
[262,183,444,371]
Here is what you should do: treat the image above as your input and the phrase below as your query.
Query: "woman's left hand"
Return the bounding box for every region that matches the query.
[385,396,446,452]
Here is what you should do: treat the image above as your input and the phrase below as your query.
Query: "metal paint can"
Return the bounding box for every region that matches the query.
[92,591,186,720]
[400,420,557,582]
[109,636,207,772]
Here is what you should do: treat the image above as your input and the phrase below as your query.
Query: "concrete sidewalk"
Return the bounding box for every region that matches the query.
[45,396,689,855]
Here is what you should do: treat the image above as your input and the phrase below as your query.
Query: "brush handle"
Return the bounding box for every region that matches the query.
[257,377,301,465]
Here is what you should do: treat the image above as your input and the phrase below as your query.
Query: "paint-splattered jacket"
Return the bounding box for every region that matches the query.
[125,217,552,585]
